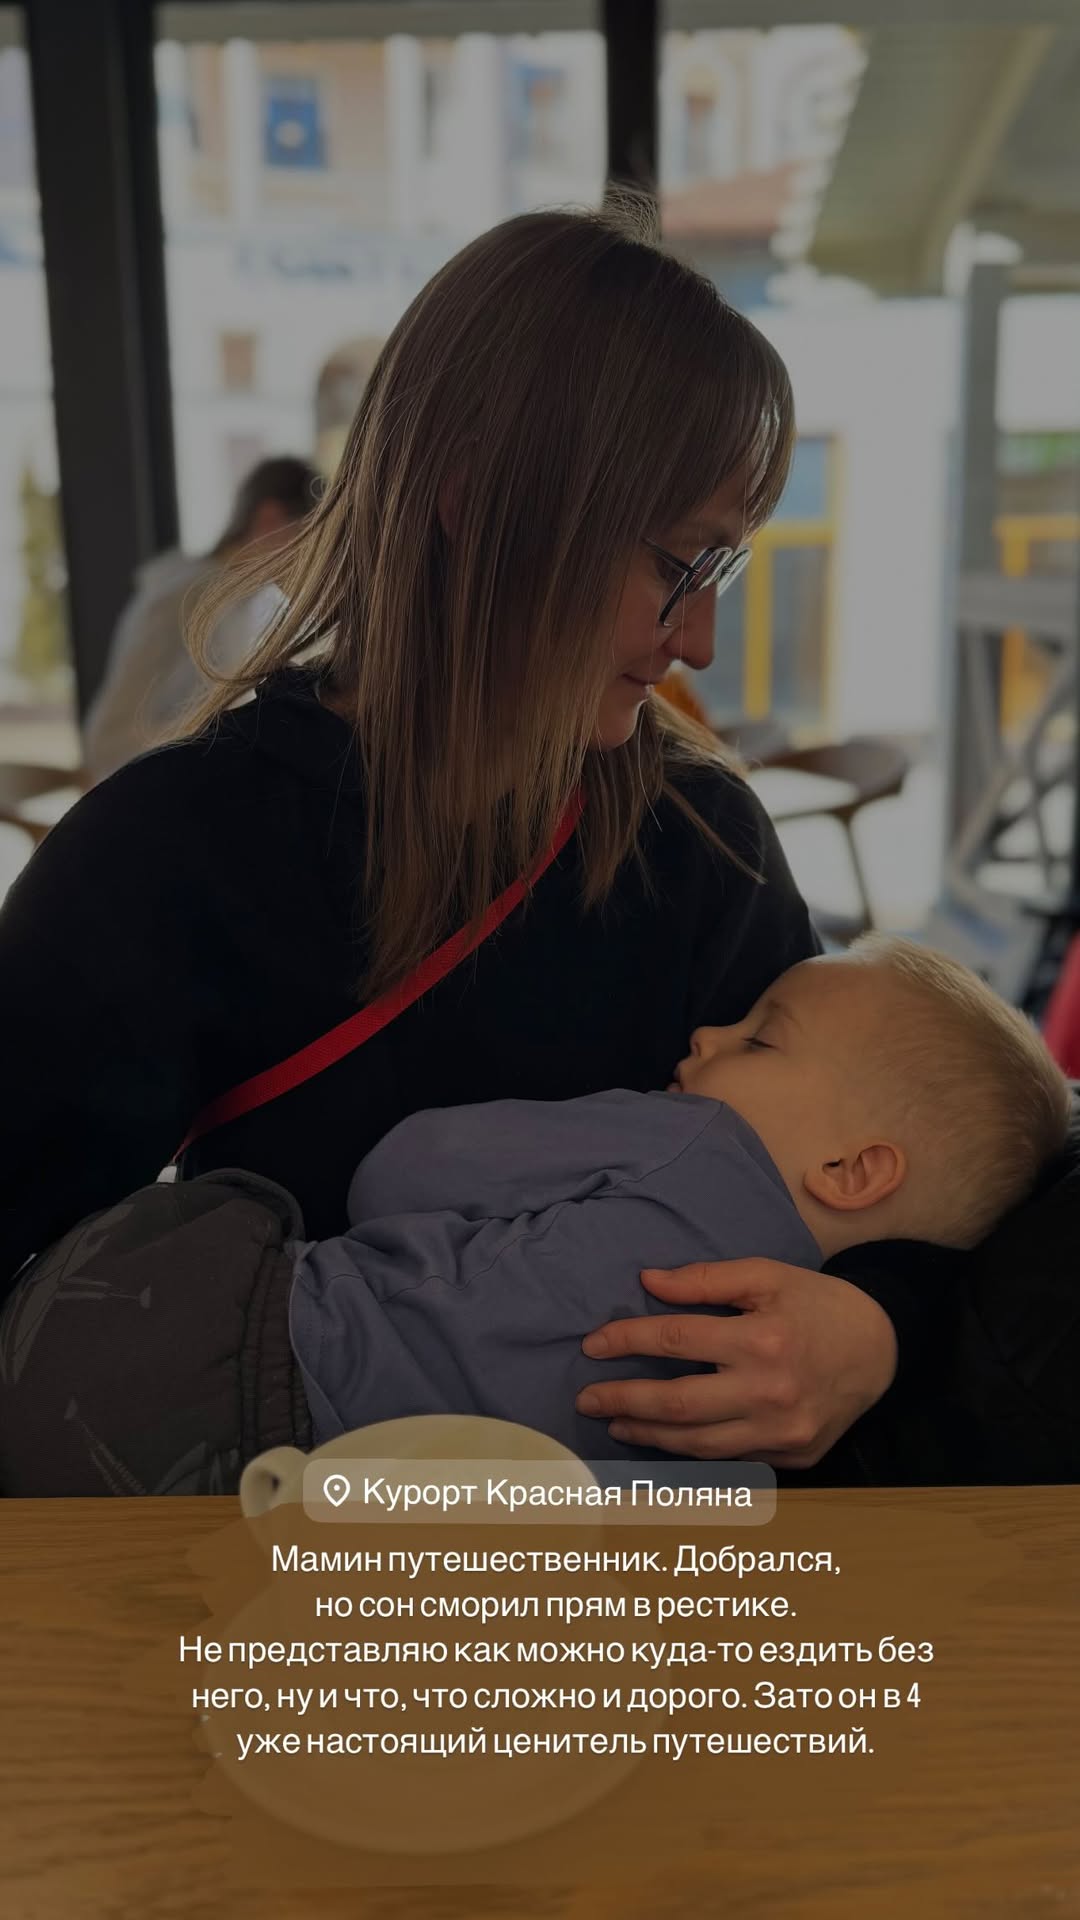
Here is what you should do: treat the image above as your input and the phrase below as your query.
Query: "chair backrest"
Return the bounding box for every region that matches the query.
[768,736,909,815]
[0,763,83,848]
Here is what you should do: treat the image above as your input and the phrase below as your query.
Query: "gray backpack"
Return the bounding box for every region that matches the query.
[0,1170,311,1497]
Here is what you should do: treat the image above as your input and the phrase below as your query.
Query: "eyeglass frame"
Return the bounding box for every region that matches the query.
[643,538,752,630]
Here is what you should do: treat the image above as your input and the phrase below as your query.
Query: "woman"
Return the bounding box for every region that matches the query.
[0,204,927,1471]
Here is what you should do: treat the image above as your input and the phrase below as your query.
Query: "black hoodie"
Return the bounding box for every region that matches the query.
[0,671,939,1404]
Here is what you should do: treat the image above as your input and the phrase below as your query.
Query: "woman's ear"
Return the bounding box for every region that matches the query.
[804,1142,905,1214]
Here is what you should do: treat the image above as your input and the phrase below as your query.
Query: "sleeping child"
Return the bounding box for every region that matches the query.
[289,935,1071,1459]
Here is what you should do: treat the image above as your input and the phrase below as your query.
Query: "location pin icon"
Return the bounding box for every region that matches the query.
[323,1473,351,1508]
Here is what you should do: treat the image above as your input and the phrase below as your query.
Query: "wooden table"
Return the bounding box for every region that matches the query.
[1,1491,1077,1920]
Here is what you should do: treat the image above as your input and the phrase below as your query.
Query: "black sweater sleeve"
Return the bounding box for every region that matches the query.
[0,761,212,1291]
[823,1239,960,1400]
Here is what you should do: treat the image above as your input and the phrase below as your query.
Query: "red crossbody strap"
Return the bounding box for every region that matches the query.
[175,789,584,1157]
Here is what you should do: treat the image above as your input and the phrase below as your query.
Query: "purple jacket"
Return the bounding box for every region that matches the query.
[289,1090,820,1459]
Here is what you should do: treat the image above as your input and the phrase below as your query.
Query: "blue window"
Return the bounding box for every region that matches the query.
[776,436,830,520]
[262,75,326,171]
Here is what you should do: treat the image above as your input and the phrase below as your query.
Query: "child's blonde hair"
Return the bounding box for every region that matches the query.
[846,934,1071,1248]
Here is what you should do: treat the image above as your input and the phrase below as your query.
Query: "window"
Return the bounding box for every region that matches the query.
[156,12,604,549]
[161,44,227,218]
[262,74,327,171]
[219,331,257,393]
[509,64,568,167]
[695,438,836,730]
[421,45,453,161]
[0,14,74,738]
[660,24,861,302]
[998,431,1080,569]
[683,90,716,178]
[996,431,1080,732]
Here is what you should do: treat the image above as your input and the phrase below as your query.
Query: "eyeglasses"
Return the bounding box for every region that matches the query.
[643,539,752,630]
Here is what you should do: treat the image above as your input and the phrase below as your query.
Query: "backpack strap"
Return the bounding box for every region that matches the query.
[176,790,584,1156]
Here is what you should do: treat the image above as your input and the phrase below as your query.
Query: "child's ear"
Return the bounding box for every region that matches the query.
[804,1142,905,1213]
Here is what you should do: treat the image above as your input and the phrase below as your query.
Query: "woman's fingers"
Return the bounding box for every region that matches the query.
[638,1258,783,1309]
[581,1260,811,1354]
[576,1369,743,1427]
[582,1307,757,1367]
[579,1372,816,1455]
[577,1263,899,1465]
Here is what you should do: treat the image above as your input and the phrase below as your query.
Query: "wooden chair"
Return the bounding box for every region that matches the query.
[0,763,84,849]
[714,718,792,768]
[762,735,910,944]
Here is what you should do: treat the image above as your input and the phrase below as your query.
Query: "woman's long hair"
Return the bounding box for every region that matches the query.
[184,199,794,997]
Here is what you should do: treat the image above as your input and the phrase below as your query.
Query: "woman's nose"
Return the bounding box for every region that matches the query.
[662,591,717,673]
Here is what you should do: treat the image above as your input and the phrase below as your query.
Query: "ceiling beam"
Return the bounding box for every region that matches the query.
[159,3,594,41]
[978,209,1080,267]
[669,0,1080,24]
[914,26,1054,288]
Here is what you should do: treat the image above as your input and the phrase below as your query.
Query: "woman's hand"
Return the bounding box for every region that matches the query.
[575,1261,898,1468]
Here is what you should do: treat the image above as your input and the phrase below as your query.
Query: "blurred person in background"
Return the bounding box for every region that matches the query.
[83,455,322,782]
